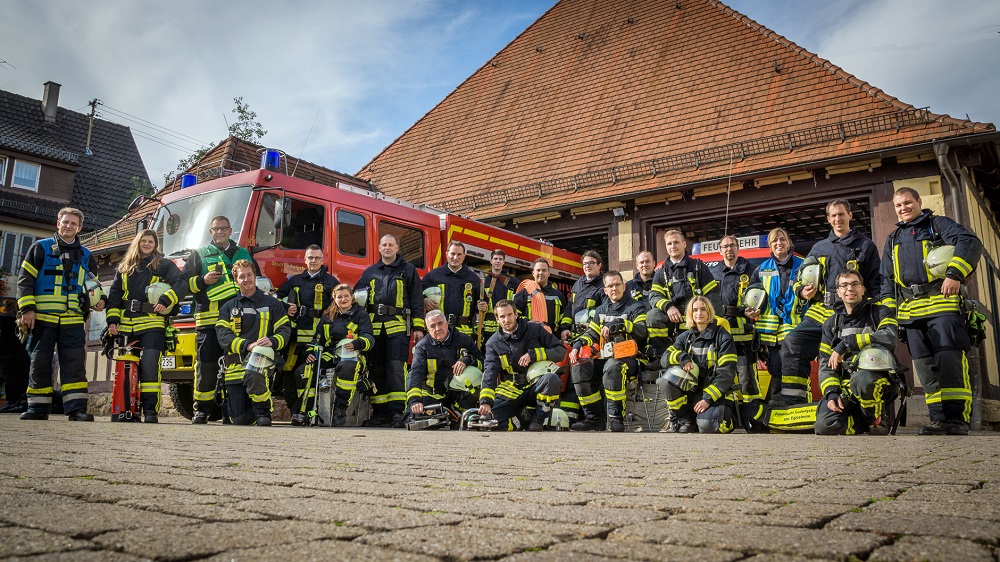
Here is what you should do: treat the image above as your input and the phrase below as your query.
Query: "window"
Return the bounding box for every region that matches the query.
[281,198,325,249]
[0,232,37,274]
[254,193,279,248]
[0,156,8,186]
[379,221,425,269]
[337,209,367,257]
[11,160,40,191]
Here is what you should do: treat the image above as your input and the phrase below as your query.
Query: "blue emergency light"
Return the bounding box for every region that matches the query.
[180,174,197,189]
[261,149,281,172]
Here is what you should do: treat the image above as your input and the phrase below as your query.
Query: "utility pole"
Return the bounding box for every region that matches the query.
[85,98,100,156]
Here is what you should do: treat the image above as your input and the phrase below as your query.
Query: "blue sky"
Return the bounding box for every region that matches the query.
[3,0,997,188]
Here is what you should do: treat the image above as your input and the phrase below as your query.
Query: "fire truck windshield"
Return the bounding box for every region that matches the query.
[151,185,254,258]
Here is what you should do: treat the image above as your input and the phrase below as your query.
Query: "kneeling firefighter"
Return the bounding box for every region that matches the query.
[407,309,484,427]
[215,260,291,426]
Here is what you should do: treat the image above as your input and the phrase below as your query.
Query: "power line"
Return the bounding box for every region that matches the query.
[130,129,198,154]
[99,103,210,146]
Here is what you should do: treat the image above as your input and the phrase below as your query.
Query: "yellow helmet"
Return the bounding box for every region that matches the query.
[924,245,955,280]
[423,287,443,307]
[146,282,172,314]
[448,366,484,392]
[83,272,105,307]
[743,286,767,313]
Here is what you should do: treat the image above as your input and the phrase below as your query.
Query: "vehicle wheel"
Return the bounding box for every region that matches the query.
[169,383,195,420]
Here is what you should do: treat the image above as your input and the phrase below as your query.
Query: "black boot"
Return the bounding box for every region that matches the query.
[570,404,603,431]
[332,406,347,427]
[607,403,625,432]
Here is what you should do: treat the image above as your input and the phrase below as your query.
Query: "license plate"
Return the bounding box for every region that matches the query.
[161,356,176,369]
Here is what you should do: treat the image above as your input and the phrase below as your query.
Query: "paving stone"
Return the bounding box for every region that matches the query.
[357,525,556,561]
[92,520,361,561]
[589,496,774,515]
[868,535,996,562]
[1,550,153,562]
[828,510,1000,543]
[232,497,465,530]
[458,517,608,540]
[609,519,887,559]
[0,527,97,557]
[199,539,440,562]
[546,538,743,561]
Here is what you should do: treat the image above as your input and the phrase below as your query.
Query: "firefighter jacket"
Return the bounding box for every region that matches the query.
[818,299,898,400]
[793,228,882,324]
[422,264,483,333]
[880,209,982,323]
[480,318,566,406]
[315,303,375,363]
[569,274,608,324]
[276,266,340,344]
[513,282,571,333]
[573,294,648,353]
[749,253,806,345]
[482,271,515,333]
[215,289,291,383]
[183,240,258,329]
[355,254,426,335]
[625,275,653,311]
[708,256,755,343]
[17,235,101,326]
[661,321,737,405]
[649,255,721,315]
[407,327,484,406]
[106,254,185,333]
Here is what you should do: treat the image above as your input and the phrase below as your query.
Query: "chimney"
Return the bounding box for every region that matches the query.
[42,81,61,123]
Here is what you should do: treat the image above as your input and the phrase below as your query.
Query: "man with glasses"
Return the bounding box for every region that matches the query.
[626,251,656,310]
[568,251,609,419]
[815,269,898,435]
[275,244,340,419]
[183,216,260,424]
[568,271,647,432]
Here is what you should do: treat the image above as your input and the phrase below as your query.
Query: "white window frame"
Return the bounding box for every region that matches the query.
[0,155,8,186]
[11,159,41,192]
[0,232,38,275]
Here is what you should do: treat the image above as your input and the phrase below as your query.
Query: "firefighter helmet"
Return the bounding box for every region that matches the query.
[245,345,276,378]
[660,365,699,392]
[544,408,570,430]
[146,282,172,314]
[856,346,895,372]
[799,257,823,290]
[83,272,105,308]
[743,286,767,314]
[448,366,484,392]
[924,245,956,280]
[335,338,358,360]
[423,287,442,307]
[353,288,370,308]
[255,276,275,295]
[526,360,560,383]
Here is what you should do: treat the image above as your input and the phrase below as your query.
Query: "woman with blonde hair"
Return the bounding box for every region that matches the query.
[292,284,374,426]
[106,229,186,422]
[657,295,738,433]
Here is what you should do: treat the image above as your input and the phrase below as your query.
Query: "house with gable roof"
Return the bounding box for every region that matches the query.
[356,0,1000,401]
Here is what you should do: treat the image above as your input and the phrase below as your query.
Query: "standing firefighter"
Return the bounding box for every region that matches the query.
[275,245,340,411]
[815,269,899,435]
[748,228,806,400]
[776,200,881,405]
[105,230,186,423]
[17,207,105,421]
[479,300,567,431]
[659,296,738,433]
[354,234,425,428]
[478,249,515,349]
[215,260,290,426]
[183,215,260,424]
[881,187,982,435]
[567,251,609,417]
[647,230,720,357]
[568,271,647,432]
[513,258,571,338]
[708,235,764,406]
[422,241,482,338]
[625,250,656,310]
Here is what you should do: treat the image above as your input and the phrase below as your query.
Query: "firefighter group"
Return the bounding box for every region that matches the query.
[11,186,984,436]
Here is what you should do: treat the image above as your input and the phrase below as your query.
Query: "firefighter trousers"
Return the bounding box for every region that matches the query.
[660,379,735,433]
[571,360,604,418]
[194,328,224,413]
[778,318,822,403]
[762,344,783,401]
[131,329,165,415]
[25,321,87,415]
[491,373,562,430]
[904,314,972,424]
[815,370,897,435]
[644,307,679,357]
[735,342,764,402]
[224,371,272,425]
[368,330,407,419]
[601,357,640,419]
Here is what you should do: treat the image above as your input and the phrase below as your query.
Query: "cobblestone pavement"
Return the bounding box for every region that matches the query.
[1,416,999,561]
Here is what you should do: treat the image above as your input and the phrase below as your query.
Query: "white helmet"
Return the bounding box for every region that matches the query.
[423,287,442,307]
[245,346,276,377]
[83,272,105,307]
[526,360,560,383]
[335,338,358,360]
[800,262,823,290]
[255,276,275,295]
[924,245,955,280]
[146,282,172,314]
[544,408,570,430]
[743,286,767,314]
[353,288,370,308]
[448,366,484,392]
[660,365,699,392]
[856,346,895,372]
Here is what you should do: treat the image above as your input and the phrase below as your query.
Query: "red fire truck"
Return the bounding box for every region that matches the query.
[141,151,583,418]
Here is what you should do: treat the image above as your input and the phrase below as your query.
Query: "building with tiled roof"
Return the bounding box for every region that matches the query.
[358,0,1000,400]
[0,81,149,278]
